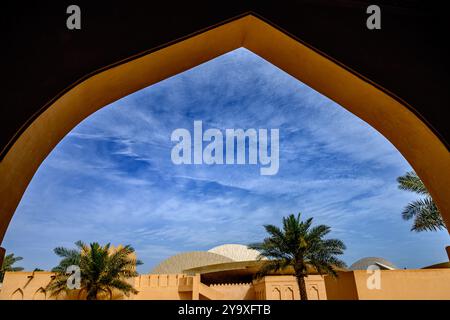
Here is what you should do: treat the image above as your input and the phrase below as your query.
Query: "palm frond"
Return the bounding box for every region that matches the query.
[250,213,346,285]
[1,253,25,282]
[397,171,428,195]
[254,259,291,279]
[401,197,446,232]
[397,172,445,232]
[47,240,141,299]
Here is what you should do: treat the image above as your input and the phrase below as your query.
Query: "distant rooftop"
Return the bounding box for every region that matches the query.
[150,251,233,274]
[150,244,263,274]
[350,257,397,270]
[208,244,263,261]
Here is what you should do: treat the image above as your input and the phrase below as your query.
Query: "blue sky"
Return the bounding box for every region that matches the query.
[3,48,449,273]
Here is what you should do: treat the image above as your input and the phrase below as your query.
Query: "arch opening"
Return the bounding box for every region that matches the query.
[32,287,46,300]
[0,14,448,249]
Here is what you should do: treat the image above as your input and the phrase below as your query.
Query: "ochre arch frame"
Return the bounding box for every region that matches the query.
[0,15,449,244]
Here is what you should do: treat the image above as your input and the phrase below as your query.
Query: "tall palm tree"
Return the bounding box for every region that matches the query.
[46,241,143,300]
[0,253,24,282]
[249,213,346,300]
[397,171,446,232]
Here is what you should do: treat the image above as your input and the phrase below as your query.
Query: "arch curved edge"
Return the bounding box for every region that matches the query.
[0,14,448,244]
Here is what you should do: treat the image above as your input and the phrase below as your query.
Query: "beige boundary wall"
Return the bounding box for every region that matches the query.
[253,275,327,300]
[325,269,450,300]
[0,272,324,300]
[209,283,254,300]
[1,269,450,300]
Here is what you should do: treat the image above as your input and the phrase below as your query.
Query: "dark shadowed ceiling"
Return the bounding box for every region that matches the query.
[2,0,449,159]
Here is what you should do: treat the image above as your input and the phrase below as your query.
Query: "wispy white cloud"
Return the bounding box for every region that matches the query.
[3,48,448,273]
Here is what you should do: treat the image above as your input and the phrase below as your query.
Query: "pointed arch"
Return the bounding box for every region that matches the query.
[308,285,320,300]
[11,288,24,300]
[284,287,295,300]
[0,14,448,244]
[32,287,46,300]
[272,287,281,300]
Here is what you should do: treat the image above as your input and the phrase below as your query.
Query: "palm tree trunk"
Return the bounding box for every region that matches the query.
[86,289,97,300]
[296,275,308,300]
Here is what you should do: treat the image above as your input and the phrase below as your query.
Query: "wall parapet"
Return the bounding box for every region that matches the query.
[210,282,252,287]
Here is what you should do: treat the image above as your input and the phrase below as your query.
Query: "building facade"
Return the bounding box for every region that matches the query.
[1,244,449,300]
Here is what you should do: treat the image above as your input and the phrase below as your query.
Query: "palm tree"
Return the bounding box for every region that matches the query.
[397,171,446,232]
[249,213,346,300]
[0,253,24,282]
[46,241,143,300]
